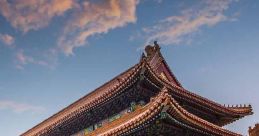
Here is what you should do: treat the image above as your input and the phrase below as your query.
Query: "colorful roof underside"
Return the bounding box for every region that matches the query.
[94,88,241,136]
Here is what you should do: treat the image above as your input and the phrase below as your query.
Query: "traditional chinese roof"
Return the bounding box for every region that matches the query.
[22,42,253,136]
[142,43,252,126]
[93,88,241,136]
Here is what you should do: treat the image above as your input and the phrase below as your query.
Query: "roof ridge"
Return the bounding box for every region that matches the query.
[144,42,183,87]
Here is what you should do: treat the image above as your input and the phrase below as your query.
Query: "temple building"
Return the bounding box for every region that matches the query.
[22,42,253,136]
[249,123,259,136]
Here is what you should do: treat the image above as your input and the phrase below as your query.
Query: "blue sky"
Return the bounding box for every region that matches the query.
[0,0,259,135]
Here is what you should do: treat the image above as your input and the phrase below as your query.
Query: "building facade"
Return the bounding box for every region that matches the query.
[22,42,253,136]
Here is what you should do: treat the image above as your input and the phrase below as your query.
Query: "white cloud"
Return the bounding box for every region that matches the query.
[0,0,74,33]
[58,0,139,55]
[0,100,45,113]
[0,33,15,47]
[144,0,237,45]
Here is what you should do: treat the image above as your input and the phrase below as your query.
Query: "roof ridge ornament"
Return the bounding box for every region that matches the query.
[144,41,161,59]
[154,41,160,50]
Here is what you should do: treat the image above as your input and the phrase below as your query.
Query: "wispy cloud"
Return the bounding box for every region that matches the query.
[0,0,139,69]
[144,0,237,45]
[0,100,45,113]
[0,0,74,33]
[0,0,238,67]
[58,0,139,55]
[15,49,57,69]
[0,0,139,55]
[0,33,15,47]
